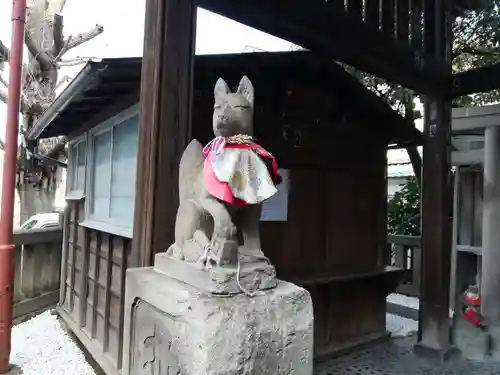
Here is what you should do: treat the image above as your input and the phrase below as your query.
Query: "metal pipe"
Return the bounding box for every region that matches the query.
[0,0,26,372]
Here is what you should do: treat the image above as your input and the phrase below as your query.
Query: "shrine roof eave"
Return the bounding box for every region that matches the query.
[28,52,422,147]
[197,1,446,94]
[27,57,142,140]
[198,0,489,95]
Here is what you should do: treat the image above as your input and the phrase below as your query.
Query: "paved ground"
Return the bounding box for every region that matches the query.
[316,336,500,375]
[11,294,499,375]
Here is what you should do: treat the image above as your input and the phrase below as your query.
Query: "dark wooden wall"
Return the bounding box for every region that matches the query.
[59,200,131,375]
[259,146,388,356]
[262,164,386,276]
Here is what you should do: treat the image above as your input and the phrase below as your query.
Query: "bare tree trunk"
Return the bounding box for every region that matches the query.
[0,0,103,225]
[404,100,422,188]
[407,146,422,186]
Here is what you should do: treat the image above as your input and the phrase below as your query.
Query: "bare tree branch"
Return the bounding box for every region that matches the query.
[403,103,422,188]
[60,0,68,12]
[24,30,53,71]
[55,75,71,90]
[57,56,100,67]
[57,24,104,58]
[45,0,67,14]
[53,13,64,55]
[0,40,10,61]
[0,87,7,105]
[407,146,422,187]
[0,86,29,114]
[0,74,8,88]
[0,39,29,73]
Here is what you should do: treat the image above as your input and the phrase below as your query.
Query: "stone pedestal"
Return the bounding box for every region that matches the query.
[122,266,314,375]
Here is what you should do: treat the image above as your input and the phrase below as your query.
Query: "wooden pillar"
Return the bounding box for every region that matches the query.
[449,167,460,311]
[480,126,500,325]
[416,0,457,358]
[132,0,197,267]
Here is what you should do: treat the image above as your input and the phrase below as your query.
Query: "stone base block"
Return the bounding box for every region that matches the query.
[4,365,22,375]
[122,267,314,375]
[155,253,278,295]
[414,342,461,363]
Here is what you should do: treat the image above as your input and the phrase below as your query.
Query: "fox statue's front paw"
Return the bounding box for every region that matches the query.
[165,244,185,261]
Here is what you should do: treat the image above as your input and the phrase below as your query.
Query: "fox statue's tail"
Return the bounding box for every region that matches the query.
[178,139,204,202]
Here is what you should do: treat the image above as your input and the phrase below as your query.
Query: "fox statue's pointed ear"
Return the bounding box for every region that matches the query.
[214,78,230,102]
[236,76,254,108]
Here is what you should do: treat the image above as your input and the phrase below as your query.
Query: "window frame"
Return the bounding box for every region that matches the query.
[66,134,88,200]
[81,104,139,238]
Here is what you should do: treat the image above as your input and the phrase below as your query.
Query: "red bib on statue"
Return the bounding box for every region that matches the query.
[202,136,281,207]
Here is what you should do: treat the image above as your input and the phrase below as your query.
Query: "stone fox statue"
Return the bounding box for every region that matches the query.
[166,76,282,271]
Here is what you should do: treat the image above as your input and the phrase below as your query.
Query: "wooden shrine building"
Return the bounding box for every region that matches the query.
[28,51,417,373]
[27,0,500,374]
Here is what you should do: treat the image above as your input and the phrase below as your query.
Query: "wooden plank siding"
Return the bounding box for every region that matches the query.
[58,199,132,375]
[12,227,63,322]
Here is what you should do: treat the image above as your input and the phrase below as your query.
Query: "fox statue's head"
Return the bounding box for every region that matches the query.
[213,76,254,137]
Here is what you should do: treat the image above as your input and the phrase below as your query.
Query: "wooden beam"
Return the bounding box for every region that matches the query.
[198,0,448,94]
[456,0,490,10]
[416,0,456,358]
[395,0,410,44]
[364,0,381,29]
[131,0,197,267]
[195,51,421,144]
[450,62,500,98]
[450,167,460,311]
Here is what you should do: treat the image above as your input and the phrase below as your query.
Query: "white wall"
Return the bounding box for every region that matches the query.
[0,150,22,228]
[388,176,408,200]
[0,148,67,228]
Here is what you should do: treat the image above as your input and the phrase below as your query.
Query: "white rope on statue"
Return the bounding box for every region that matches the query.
[198,242,265,297]
[198,243,213,269]
[236,255,265,297]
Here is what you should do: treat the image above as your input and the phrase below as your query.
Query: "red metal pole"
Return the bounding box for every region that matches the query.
[0,0,26,372]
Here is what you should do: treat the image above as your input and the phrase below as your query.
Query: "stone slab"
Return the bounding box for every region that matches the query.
[154,253,277,295]
[122,267,313,375]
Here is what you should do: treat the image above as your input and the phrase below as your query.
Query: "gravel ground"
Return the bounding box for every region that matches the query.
[10,311,96,375]
[386,313,418,337]
[387,292,420,310]
[386,293,419,337]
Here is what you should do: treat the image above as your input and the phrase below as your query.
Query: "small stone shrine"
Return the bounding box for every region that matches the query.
[122,76,314,374]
